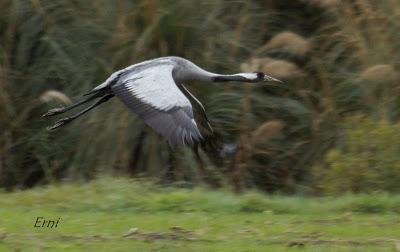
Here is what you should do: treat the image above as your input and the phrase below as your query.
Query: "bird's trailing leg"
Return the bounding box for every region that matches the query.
[47,94,114,131]
[42,92,103,117]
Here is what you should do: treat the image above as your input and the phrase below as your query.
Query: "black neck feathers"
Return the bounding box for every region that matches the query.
[212,75,248,82]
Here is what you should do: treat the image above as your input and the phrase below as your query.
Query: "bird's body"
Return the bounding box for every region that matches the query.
[43,56,281,147]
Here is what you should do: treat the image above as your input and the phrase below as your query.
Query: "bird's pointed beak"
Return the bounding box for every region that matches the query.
[264,74,283,83]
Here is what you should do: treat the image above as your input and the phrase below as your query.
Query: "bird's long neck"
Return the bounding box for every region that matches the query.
[183,63,259,83]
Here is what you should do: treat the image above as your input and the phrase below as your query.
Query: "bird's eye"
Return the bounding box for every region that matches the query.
[255,72,265,79]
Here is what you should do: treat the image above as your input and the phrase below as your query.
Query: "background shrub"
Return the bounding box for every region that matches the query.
[313,115,400,194]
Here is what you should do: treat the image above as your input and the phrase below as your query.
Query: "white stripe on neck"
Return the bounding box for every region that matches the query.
[234,73,258,80]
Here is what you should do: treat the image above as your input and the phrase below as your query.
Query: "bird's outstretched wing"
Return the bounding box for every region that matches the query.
[112,64,202,147]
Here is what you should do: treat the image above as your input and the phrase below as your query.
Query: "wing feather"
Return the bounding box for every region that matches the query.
[111,64,202,146]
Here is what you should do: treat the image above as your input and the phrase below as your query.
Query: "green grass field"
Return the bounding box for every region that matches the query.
[0,177,399,251]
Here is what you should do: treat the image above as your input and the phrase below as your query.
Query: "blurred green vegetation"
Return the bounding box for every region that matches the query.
[4,176,400,214]
[1,177,400,251]
[313,115,400,194]
[1,0,400,193]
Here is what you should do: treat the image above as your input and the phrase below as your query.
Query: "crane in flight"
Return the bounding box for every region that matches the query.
[43,56,281,147]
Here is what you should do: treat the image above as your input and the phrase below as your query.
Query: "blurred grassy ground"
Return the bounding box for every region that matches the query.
[0,177,399,251]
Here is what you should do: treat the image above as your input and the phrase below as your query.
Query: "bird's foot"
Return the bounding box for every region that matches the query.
[47,117,72,131]
[42,107,66,117]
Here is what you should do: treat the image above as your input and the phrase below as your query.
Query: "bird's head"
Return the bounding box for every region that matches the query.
[254,72,283,83]
[231,72,282,83]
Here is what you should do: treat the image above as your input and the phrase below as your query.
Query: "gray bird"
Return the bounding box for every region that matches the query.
[43,56,281,146]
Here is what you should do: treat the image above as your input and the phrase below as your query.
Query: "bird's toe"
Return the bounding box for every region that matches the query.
[42,107,66,117]
[47,117,71,131]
